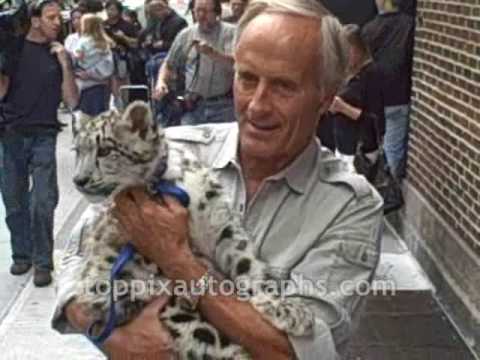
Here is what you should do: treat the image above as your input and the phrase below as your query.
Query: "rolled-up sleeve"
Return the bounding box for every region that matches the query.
[287,192,383,360]
[51,206,101,334]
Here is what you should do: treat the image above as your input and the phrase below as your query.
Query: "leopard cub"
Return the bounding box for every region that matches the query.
[70,101,314,359]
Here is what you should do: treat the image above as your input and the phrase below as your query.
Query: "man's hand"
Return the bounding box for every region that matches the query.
[65,296,175,358]
[153,80,169,100]
[112,187,192,269]
[75,70,90,80]
[328,96,344,114]
[50,41,70,69]
[103,296,175,358]
[194,40,216,58]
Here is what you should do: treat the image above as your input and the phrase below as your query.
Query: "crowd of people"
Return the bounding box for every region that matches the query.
[0,0,414,357]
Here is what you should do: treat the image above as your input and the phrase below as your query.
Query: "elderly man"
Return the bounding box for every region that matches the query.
[52,0,383,358]
[153,0,236,126]
[0,0,79,287]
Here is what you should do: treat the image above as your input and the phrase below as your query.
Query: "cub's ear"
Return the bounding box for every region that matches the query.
[72,111,92,137]
[121,101,155,139]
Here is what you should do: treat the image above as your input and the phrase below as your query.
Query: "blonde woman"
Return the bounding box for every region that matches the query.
[72,14,114,116]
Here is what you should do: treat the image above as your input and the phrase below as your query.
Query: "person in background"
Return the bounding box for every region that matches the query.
[154,0,236,125]
[122,8,142,33]
[71,13,114,116]
[223,0,247,23]
[64,7,83,53]
[52,1,383,359]
[140,0,187,126]
[362,0,414,178]
[103,0,139,108]
[318,24,384,173]
[0,0,79,287]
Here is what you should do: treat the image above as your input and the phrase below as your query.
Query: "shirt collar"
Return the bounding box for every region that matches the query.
[212,123,239,169]
[212,125,318,195]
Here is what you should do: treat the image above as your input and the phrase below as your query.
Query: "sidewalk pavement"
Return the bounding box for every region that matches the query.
[0,119,476,359]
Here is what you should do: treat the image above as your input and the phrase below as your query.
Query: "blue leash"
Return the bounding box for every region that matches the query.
[86,179,190,346]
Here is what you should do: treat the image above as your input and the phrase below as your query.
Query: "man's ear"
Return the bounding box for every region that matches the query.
[30,17,40,29]
[317,91,335,117]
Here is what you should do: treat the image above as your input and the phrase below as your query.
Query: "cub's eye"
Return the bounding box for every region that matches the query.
[97,147,111,157]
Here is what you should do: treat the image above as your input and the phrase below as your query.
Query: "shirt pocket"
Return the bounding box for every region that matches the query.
[326,240,379,293]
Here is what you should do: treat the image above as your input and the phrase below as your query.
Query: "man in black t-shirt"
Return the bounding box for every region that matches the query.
[0,0,78,287]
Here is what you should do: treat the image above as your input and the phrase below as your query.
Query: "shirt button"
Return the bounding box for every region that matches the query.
[239,204,244,212]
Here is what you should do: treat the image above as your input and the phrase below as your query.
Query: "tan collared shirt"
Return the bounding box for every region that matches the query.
[52,123,383,360]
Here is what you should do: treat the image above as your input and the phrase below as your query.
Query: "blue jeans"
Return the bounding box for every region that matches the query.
[1,132,59,270]
[181,97,235,125]
[384,104,410,178]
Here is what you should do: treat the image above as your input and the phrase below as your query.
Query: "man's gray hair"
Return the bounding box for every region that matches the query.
[235,0,349,96]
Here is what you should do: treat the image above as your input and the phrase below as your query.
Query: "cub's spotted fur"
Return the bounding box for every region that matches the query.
[71,101,313,359]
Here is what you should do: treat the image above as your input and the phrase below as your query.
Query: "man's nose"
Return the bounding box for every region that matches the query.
[248,81,272,115]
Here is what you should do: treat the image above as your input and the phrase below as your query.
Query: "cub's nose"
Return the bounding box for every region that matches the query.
[73,175,89,188]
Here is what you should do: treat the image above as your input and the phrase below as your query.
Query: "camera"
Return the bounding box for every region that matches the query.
[175,92,202,113]
[0,0,28,76]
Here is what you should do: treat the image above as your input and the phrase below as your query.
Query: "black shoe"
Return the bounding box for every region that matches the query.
[10,263,32,275]
[33,269,52,287]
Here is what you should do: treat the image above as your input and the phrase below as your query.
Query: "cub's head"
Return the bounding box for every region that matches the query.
[72,101,167,200]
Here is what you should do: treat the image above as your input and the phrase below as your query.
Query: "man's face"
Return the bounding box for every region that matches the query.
[375,0,386,11]
[106,4,120,20]
[32,3,62,42]
[234,13,329,166]
[230,0,246,20]
[148,0,170,20]
[193,0,218,33]
[72,11,82,33]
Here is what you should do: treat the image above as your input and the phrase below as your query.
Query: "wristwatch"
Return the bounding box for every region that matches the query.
[178,270,215,310]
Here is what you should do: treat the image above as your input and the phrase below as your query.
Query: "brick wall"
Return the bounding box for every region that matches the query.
[403,0,480,353]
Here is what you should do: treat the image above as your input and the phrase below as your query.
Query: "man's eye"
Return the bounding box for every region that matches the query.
[237,71,257,85]
[97,147,111,157]
[272,79,297,94]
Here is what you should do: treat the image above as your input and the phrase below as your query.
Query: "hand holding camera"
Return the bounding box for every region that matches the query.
[191,39,216,58]
[153,80,169,100]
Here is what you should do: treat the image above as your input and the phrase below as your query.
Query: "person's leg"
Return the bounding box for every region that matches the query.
[29,133,58,274]
[384,104,410,178]
[1,133,32,268]
[204,98,236,124]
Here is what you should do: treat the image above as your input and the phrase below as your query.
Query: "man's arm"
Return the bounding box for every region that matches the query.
[153,61,174,100]
[50,42,79,109]
[168,255,295,359]
[113,192,295,359]
[51,206,176,358]
[0,74,9,99]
